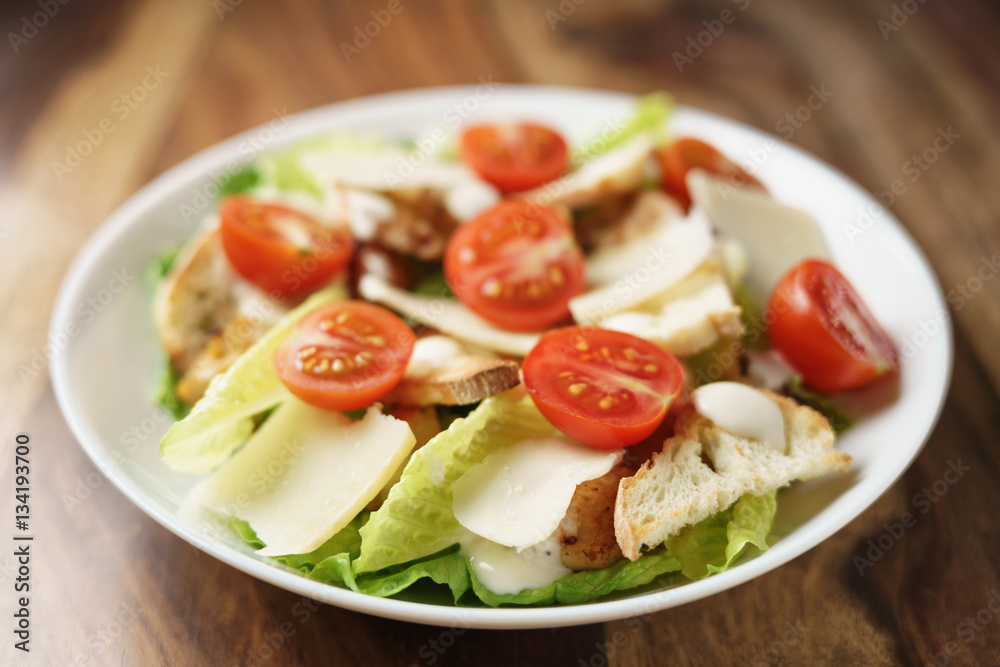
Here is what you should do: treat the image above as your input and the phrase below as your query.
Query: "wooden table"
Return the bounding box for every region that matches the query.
[2,0,999,664]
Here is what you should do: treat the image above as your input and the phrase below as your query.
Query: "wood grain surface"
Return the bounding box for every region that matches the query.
[2,0,999,665]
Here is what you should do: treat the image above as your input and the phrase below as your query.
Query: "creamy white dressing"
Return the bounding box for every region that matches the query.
[452,438,621,549]
[322,188,396,242]
[405,335,467,377]
[444,179,500,222]
[692,382,787,454]
[462,533,571,595]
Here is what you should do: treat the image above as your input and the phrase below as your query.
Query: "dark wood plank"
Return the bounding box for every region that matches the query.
[2,0,1000,664]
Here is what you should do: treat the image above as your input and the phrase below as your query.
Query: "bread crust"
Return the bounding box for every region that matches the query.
[614,391,851,561]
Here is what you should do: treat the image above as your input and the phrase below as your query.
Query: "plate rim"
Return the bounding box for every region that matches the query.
[49,84,953,629]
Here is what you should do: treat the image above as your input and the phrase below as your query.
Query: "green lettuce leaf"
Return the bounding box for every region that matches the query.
[571,92,674,166]
[667,491,777,579]
[353,390,558,574]
[232,513,366,584]
[158,284,347,473]
[785,375,853,434]
[256,133,388,198]
[218,166,261,198]
[154,358,190,421]
[555,548,682,605]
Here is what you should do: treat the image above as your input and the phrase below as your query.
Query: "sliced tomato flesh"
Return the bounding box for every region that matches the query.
[274,301,415,411]
[657,138,765,211]
[444,200,584,332]
[767,259,899,393]
[220,197,354,298]
[460,123,568,193]
[522,327,684,449]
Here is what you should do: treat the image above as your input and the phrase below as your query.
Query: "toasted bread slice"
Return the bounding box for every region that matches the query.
[614,391,851,561]
[384,335,521,406]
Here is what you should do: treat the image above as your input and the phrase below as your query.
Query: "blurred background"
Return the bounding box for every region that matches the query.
[1,0,999,665]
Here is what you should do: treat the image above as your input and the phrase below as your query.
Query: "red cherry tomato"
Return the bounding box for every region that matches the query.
[460,123,568,193]
[657,138,765,210]
[522,327,685,449]
[220,197,354,297]
[444,200,584,332]
[274,301,415,411]
[767,259,899,393]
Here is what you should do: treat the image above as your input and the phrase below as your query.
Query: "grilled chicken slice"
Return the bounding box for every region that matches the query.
[557,463,635,571]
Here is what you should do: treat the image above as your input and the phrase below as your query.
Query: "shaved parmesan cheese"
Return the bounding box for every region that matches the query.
[523,134,655,209]
[196,398,415,557]
[452,438,621,549]
[600,269,743,356]
[358,274,540,357]
[584,191,686,287]
[569,208,715,326]
[688,170,831,306]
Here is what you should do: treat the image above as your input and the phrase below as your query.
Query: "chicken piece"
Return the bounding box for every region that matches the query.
[174,315,276,405]
[372,189,460,261]
[558,463,635,571]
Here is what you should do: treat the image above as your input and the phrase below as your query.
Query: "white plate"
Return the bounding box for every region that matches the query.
[50,85,952,629]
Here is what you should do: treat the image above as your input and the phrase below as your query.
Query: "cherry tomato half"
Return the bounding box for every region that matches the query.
[444,200,584,332]
[220,197,355,298]
[460,123,568,193]
[657,138,765,211]
[274,301,416,411]
[767,259,899,393]
[522,327,685,449]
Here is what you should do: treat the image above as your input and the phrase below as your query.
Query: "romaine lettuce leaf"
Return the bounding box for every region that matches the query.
[785,376,853,434]
[667,491,777,579]
[154,357,190,421]
[158,284,346,473]
[571,92,674,166]
[256,133,389,198]
[353,389,558,574]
